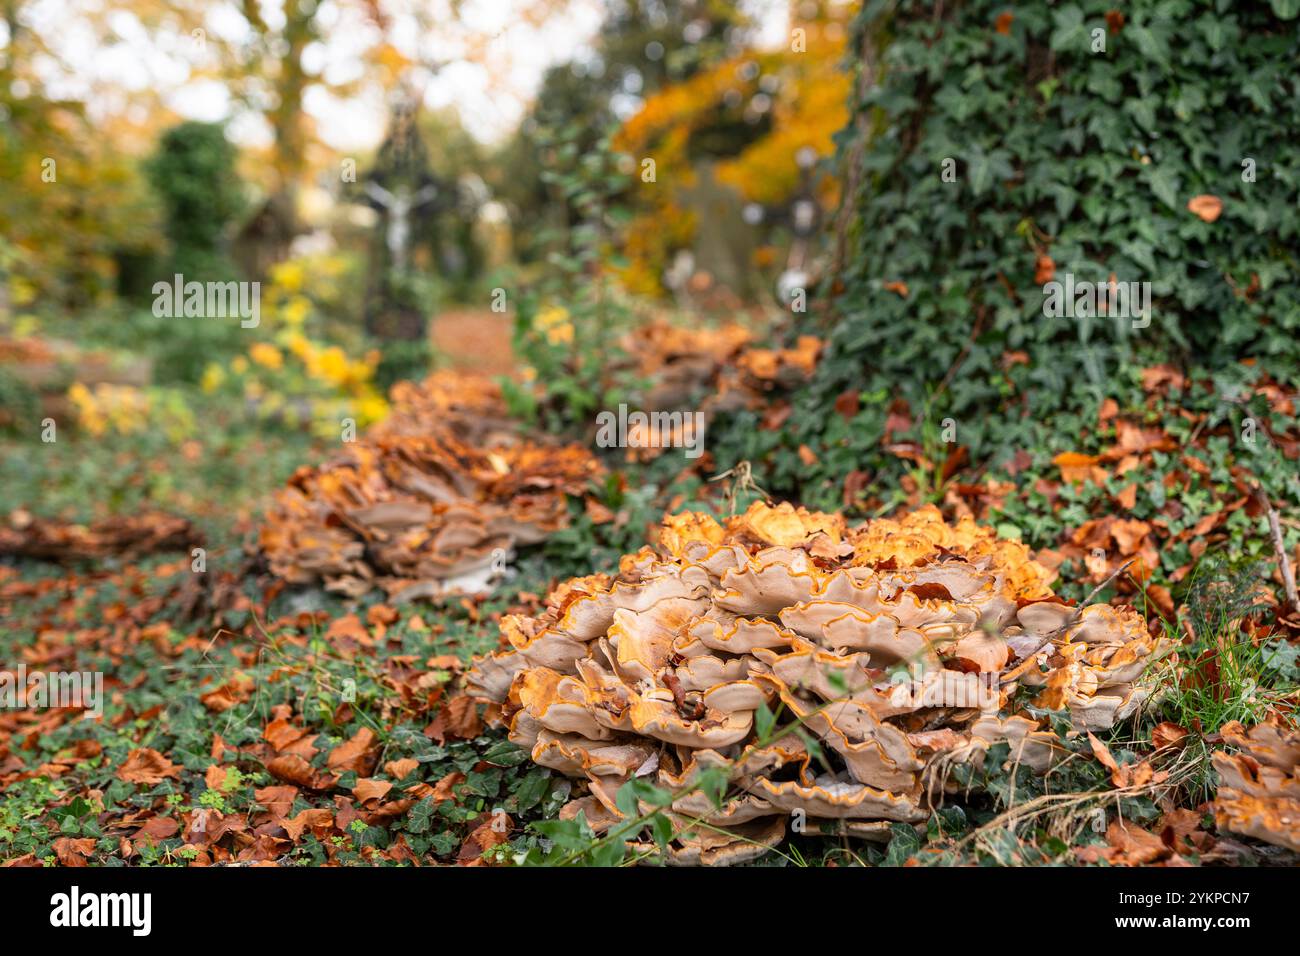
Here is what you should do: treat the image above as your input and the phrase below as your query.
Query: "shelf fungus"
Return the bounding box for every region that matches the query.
[467,501,1166,863]
[1212,720,1300,852]
[260,373,602,600]
[611,321,822,461]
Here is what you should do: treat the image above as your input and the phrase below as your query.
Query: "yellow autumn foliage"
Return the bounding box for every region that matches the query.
[611,4,852,294]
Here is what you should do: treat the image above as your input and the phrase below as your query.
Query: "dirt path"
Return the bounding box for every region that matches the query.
[431,308,516,378]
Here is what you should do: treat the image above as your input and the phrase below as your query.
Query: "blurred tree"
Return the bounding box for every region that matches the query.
[145,121,246,277]
[0,0,162,310]
[610,0,851,298]
[497,0,749,264]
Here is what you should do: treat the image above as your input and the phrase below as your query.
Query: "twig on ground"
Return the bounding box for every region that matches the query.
[1254,485,1298,612]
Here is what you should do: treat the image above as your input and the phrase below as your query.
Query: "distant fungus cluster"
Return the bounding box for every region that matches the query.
[613,321,822,462]
[468,501,1165,863]
[261,372,601,600]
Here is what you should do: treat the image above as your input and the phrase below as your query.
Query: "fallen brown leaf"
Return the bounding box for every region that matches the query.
[1187,194,1223,223]
[117,748,181,786]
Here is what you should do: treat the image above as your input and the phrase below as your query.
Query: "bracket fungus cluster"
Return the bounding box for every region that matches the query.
[0,509,200,563]
[615,322,822,461]
[468,501,1165,863]
[627,321,821,405]
[1213,720,1300,852]
[260,372,602,600]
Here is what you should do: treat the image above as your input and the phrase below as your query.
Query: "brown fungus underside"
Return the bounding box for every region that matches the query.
[468,501,1166,864]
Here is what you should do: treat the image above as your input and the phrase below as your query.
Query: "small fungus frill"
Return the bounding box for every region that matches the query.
[468,501,1165,863]
[1213,720,1300,852]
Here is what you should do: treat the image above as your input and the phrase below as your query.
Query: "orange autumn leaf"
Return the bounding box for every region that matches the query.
[353,777,393,805]
[1152,722,1189,750]
[384,758,420,780]
[53,837,96,867]
[457,815,511,865]
[117,748,181,786]
[1116,483,1138,509]
[995,11,1013,34]
[1034,253,1055,284]
[131,816,179,843]
[1052,451,1102,483]
[263,717,309,752]
[1187,194,1223,222]
[204,764,228,791]
[883,280,909,297]
[326,726,378,774]
[253,785,299,818]
[1088,732,1121,779]
[281,808,333,841]
[431,770,466,802]
[266,754,324,789]
[428,695,483,742]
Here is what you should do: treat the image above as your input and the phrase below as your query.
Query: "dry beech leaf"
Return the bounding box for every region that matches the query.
[1187,194,1223,223]
[117,748,181,786]
[353,778,393,805]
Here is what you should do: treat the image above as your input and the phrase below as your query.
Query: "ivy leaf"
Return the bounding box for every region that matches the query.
[1127,23,1171,68]
[968,149,994,196]
[1049,6,1087,51]
[1146,165,1180,210]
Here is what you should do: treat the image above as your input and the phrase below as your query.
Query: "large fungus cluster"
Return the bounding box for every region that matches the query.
[468,501,1165,863]
[261,372,602,600]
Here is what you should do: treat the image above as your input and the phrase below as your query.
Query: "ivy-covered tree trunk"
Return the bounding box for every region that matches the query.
[712,0,1300,514]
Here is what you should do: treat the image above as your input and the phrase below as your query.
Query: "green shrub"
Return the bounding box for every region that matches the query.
[144,121,246,278]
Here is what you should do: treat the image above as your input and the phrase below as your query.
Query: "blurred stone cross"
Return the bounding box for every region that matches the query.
[363,179,441,270]
[354,87,456,375]
[360,92,452,272]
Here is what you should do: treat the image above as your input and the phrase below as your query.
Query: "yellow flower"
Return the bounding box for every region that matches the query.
[201,363,225,393]
[249,342,284,370]
[533,305,570,331]
[231,356,249,375]
[281,296,311,326]
[533,305,574,345]
[67,381,92,407]
[11,277,36,306]
[348,358,374,384]
[545,321,574,345]
[283,331,312,360]
[313,346,350,386]
[270,261,306,294]
[357,394,390,425]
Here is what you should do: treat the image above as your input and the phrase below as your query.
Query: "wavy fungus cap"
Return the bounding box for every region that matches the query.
[467,500,1165,864]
